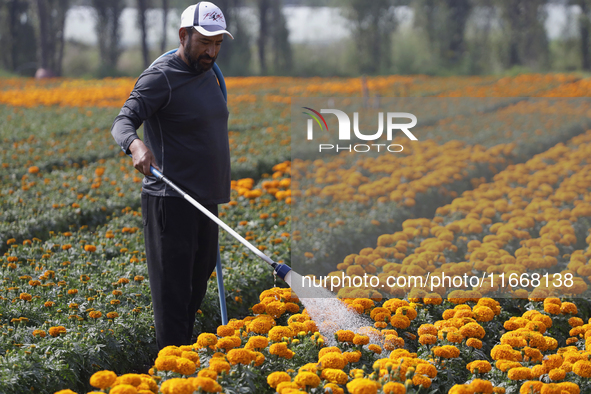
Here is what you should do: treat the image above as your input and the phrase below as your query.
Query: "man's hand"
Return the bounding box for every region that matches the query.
[129,139,160,176]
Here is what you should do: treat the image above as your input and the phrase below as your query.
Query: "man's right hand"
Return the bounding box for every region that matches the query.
[129,139,160,176]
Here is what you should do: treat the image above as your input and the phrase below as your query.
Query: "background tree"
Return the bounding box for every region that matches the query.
[161,0,168,53]
[33,0,70,76]
[571,0,591,70]
[412,0,472,71]
[92,0,124,77]
[271,0,291,74]
[137,0,150,69]
[343,0,398,75]
[215,0,252,76]
[0,0,37,75]
[498,0,550,70]
[256,0,269,74]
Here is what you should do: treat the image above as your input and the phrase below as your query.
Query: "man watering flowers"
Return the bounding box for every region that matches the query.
[111,2,233,350]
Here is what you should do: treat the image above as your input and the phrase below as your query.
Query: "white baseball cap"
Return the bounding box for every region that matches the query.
[180,2,234,39]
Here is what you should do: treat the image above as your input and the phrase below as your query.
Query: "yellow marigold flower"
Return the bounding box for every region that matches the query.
[390,315,410,329]
[368,344,382,354]
[109,384,137,394]
[466,338,482,349]
[54,390,77,394]
[267,371,291,388]
[508,367,533,381]
[295,371,321,388]
[544,303,561,315]
[215,336,241,351]
[107,312,119,319]
[417,324,437,336]
[384,334,404,350]
[548,368,566,381]
[84,244,97,252]
[493,388,505,394]
[344,351,362,363]
[245,335,269,350]
[269,342,294,359]
[324,382,345,394]
[268,325,294,342]
[115,374,143,386]
[557,382,580,394]
[459,322,486,339]
[208,358,231,374]
[396,306,417,320]
[469,379,493,393]
[276,382,300,392]
[447,331,464,343]
[89,311,102,319]
[265,300,286,318]
[321,368,348,385]
[253,351,265,366]
[561,302,578,315]
[154,355,178,372]
[180,351,200,366]
[189,377,222,393]
[473,305,495,322]
[198,369,217,380]
[524,347,543,363]
[346,378,379,394]
[432,345,459,359]
[318,352,348,370]
[90,370,117,389]
[246,317,274,334]
[416,363,437,378]
[382,382,406,394]
[336,329,355,343]
[196,333,218,349]
[419,334,437,346]
[158,346,182,358]
[318,346,342,358]
[227,348,256,365]
[467,360,491,374]
[424,293,443,305]
[572,360,591,378]
[543,354,563,371]
[353,334,370,345]
[519,381,543,394]
[48,326,66,337]
[19,293,32,301]
[173,358,196,375]
[412,374,431,388]
[216,325,235,337]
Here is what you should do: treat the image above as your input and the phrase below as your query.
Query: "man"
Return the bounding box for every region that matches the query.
[111,1,233,350]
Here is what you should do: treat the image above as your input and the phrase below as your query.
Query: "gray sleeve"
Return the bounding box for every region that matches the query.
[110,69,171,154]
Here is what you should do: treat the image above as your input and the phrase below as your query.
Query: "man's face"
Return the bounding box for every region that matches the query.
[184,29,223,73]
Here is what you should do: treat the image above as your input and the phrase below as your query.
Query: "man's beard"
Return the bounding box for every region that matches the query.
[184,41,216,74]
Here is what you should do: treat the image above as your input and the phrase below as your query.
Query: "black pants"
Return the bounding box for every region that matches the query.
[141,193,219,350]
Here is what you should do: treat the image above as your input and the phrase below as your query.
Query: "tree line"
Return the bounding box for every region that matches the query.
[0,0,589,77]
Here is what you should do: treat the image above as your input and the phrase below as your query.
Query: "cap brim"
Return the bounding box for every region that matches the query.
[194,25,234,39]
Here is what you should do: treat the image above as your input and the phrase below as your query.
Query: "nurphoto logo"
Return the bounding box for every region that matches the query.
[302,107,418,153]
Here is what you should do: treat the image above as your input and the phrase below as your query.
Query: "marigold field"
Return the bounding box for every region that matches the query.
[3,74,591,394]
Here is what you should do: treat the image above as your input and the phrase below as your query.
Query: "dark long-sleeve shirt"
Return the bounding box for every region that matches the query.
[111,54,230,204]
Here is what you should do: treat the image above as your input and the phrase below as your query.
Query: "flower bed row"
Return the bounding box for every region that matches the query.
[54,285,591,394]
[291,99,591,276]
[0,165,293,394]
[324,130,591,302]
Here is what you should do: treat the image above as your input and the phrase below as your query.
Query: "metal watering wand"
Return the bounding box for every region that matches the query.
[125,50,293,322]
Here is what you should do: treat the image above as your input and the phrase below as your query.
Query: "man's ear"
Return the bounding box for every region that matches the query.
[179,27,187,46]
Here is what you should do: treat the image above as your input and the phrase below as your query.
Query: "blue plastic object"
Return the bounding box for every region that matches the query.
[149,49,229,325]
